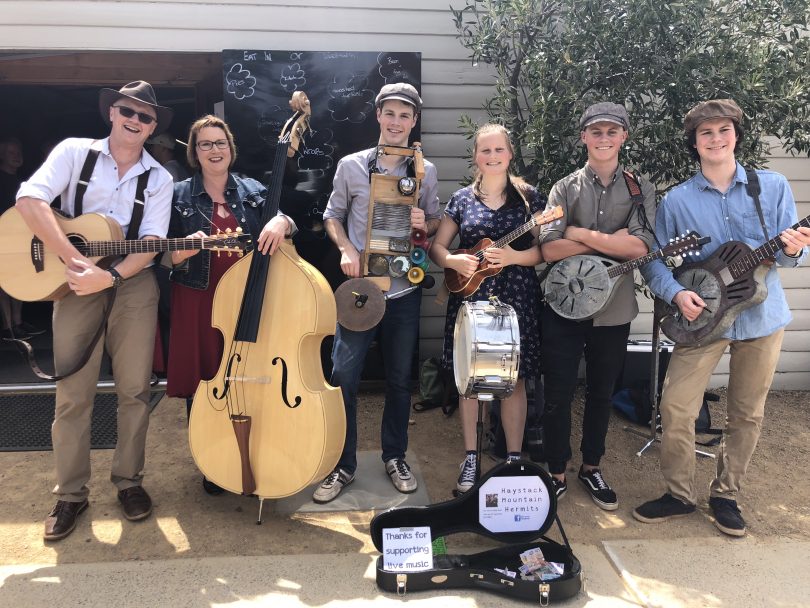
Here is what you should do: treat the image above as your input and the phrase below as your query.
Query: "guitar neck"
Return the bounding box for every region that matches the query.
[729,215,810,279]
[475,217,537,260]
[606,248,669,278]
[79,237,221,257]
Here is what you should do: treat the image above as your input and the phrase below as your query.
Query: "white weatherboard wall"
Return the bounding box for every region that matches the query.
[1,0,808,388]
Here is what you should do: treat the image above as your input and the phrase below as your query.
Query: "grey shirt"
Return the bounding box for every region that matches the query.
[540,164,656,326]
[323,146,441,295]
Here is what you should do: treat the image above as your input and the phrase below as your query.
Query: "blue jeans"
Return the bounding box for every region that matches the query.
[331,289,421,474]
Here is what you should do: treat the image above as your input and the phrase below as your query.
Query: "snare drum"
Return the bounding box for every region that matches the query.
[453,300,520,399]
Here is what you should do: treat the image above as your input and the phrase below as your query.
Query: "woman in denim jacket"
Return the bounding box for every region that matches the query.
[165,116,295,494]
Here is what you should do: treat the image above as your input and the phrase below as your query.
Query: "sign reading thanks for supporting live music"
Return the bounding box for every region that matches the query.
[382,526,433,572]
[479,475,551,533]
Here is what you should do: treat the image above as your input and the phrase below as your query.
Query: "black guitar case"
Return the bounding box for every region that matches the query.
[370,460,582,603]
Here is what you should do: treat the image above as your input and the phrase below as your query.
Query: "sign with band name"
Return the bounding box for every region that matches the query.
[478,475,551,533]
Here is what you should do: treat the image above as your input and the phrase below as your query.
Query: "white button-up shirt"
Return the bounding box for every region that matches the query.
[17,137,173,239]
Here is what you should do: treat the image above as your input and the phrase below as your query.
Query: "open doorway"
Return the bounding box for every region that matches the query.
[0,50,222,385]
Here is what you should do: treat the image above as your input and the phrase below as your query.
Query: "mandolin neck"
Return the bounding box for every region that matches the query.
[607,249,668,279]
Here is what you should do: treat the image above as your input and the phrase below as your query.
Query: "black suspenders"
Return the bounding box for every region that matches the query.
[74,148,151,239]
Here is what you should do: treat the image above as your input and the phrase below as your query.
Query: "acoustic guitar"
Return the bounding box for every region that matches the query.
[661,214,810,346]
[544,231,710,320]
[0,207,250,301]
[444,206,564,298]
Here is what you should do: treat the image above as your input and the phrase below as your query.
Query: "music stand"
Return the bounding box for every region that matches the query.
[624,299,715,459]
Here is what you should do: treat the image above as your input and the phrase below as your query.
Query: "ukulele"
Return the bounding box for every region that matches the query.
[444,206,564,298]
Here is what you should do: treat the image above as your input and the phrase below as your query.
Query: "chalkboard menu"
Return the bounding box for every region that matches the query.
[222,50,421,241]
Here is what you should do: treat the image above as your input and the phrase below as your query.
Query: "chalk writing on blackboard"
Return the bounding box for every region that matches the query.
[299,128,335,176]
[226,63,256,100]
[257,107,285,147]
[377,52,411,84]
[280,63,307,93]
[327,72,375,123]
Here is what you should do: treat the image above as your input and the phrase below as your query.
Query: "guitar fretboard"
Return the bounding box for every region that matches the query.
[474,216,540,261]
[80,237,234,257]
[728,215,810,279]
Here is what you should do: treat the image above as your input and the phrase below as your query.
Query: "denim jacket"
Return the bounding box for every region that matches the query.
[168,172,295,290]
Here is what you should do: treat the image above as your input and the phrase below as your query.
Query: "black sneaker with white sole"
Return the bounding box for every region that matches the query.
[633,493,696,523]
[578,466,618,510]
[709,496,746,537]
[456,453,478,493]
[551,476,567,500]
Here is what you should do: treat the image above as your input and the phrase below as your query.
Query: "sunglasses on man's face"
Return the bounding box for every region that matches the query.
[113,105,157,125]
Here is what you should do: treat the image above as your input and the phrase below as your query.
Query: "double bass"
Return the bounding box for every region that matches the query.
[188,92,345,514]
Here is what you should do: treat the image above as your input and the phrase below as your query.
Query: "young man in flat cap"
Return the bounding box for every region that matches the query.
[16,81,174,540]
[539,102,656,510]
[315,82,441,503]
[635,99,810,536]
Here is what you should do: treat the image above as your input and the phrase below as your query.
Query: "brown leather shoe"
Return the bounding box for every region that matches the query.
[44,499,89,541]
[117,486,153,521]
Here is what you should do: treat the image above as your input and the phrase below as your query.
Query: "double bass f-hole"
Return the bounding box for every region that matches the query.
[272,356,302,408]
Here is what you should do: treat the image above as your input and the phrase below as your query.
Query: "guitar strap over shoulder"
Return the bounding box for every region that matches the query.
[622,170,644,205]
[744,168,769,240]
[16,148,151,381]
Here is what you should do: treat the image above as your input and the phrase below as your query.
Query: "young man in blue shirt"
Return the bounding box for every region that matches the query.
[634,99,810,536]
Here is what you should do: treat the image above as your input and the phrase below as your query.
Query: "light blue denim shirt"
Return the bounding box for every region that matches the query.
[641,163,807,341]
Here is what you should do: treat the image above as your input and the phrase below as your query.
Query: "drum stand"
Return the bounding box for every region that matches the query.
[624,304,715,459]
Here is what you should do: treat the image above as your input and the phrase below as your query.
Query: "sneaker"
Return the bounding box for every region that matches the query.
[385,458,417,494]
[633,493,696,523]
[456,453,478,493]
[578,467,618,511]
[505,453,522,464]
[551,476,567,500]
[709,496,746,537]
[312,467,354,504]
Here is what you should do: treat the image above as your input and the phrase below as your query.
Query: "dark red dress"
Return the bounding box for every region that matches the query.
[166,212,240,398]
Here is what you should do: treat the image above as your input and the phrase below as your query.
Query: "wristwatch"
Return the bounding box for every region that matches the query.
[108,268,124,289]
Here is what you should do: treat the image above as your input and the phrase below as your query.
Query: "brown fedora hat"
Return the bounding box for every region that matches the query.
[99,80,173,135]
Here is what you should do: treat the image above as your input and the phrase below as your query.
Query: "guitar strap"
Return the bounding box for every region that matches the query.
[14,149,152,381]
[744,168,769,240]
[622,170,663,249]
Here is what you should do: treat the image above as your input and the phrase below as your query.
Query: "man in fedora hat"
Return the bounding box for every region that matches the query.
[635,99,810,536]
[15,80,175,540]
[314,82,440,503]
[539,101,656,512]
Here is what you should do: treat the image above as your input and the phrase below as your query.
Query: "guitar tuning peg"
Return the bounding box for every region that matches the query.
[225,228,232,234]
[235,227,243,234]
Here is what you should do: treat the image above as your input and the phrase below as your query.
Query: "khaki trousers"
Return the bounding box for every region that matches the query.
[659,329,783,505]
[52,269,158,501]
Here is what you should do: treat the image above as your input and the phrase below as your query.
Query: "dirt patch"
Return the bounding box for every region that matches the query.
[0,387,808,566]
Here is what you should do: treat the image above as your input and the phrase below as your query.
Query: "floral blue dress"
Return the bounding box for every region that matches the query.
[441,185,545,378]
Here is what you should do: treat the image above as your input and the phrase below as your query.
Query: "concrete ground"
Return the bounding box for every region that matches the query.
[1,391,809,607]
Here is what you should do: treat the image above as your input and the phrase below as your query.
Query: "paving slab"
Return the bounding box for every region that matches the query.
[0,542,637,608]
[602,538,810,608]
